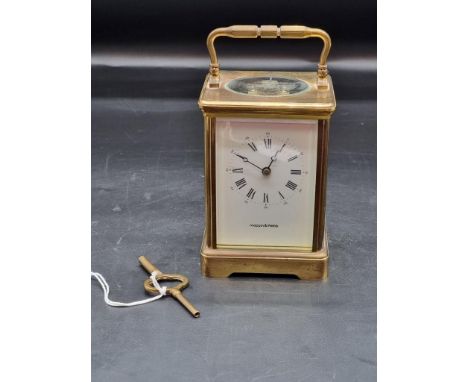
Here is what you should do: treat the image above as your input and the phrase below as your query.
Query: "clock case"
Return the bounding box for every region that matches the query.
[198,25,336,280]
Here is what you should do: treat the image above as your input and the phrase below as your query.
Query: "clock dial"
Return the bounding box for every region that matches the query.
[225,133,307,206]
[215,118,318,249]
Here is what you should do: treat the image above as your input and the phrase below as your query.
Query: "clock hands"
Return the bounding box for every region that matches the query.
[233,153,263,172]
[234,142,287,176]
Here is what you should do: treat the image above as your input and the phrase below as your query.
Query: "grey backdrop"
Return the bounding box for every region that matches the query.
[92,1,376,381]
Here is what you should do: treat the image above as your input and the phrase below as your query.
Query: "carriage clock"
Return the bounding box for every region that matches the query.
[198,25,336,280]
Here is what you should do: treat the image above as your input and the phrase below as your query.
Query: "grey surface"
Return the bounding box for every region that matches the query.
[92,57,376,381]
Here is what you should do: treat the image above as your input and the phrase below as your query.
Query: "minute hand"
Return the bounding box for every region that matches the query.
[234,153,263,172]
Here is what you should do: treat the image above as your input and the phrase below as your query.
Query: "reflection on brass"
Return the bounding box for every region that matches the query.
[138,256,200,318]
[200,231,329,280]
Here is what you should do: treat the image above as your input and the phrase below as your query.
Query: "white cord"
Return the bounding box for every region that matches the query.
[91,271,167,307]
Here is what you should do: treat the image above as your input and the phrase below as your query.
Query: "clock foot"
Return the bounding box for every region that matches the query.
[200,232,329,280]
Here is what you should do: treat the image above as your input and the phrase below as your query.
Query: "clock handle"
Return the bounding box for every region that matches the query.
[206,25,331,89]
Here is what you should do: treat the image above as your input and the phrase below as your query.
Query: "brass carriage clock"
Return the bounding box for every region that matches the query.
[198,25,336,280]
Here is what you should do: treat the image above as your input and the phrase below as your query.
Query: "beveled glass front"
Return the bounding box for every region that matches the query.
[215,118,318,249]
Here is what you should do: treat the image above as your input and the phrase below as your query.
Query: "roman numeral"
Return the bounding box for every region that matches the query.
[264,138,271,149]
[247,142,257,151]
[232,168,243,173]
[235,178,247,189]
[290,169,301,175]
[246,188,256,199]
[278,191,285,199]
[288,155,298,162]
[263,193,269,203]
[285,180,297,191]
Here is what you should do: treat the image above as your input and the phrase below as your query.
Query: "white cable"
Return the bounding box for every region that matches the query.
[91,271,167,307]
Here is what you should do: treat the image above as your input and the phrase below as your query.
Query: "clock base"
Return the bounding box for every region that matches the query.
[200,232,328,280]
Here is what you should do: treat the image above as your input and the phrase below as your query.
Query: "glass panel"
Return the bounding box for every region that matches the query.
[215,118,318,249]
[225,76,309,97]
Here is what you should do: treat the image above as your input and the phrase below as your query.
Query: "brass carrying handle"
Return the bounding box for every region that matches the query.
[206,25,331,89]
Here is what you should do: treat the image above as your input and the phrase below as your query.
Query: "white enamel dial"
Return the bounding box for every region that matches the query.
[226,134,306,206]
[215,118,318,249]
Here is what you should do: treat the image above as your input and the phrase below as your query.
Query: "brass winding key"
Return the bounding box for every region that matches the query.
[138,256,200,318]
